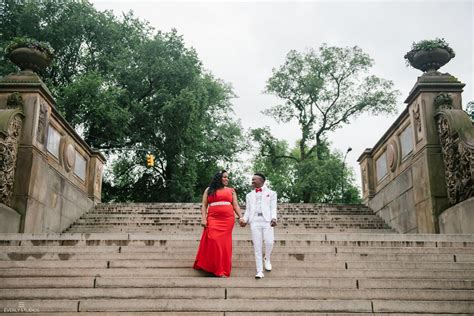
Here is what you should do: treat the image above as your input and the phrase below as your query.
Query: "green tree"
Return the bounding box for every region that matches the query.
[251,128,360,203]
[255,44,399,202]
[1,1,245,202]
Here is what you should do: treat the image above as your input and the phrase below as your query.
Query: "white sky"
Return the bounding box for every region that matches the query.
[92,0,473,188]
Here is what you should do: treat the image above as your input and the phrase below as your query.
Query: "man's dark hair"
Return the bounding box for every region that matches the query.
[254,172,266,182]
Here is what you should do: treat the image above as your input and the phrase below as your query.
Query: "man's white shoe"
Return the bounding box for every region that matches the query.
[264,258,272,271]
[255,271,264,279]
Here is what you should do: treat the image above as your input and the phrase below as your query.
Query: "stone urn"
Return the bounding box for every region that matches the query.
[405,47,455,72]
[7,47,52,73]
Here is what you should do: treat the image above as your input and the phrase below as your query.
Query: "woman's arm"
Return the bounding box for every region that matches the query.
[232,189,243,219]
[201,188,209,227]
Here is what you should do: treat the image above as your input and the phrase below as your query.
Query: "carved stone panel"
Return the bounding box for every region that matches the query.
[36,99,49,145]
[376,151,388,182]
[436,112,473,204]
[362,165,368,194]
[387,140,399,172]
[0,115,24,207]
[63,143,75,172]
[94,163,103,195]
[412,101,424,144]
[400,124,414,159]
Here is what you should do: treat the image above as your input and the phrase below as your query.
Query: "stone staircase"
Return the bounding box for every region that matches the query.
[65,203,394,233]
[1,203,473,314]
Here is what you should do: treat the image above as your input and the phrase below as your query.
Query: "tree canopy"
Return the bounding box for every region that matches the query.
[264,44,400,161]
[252,44,400,202]
[1,1,246,202]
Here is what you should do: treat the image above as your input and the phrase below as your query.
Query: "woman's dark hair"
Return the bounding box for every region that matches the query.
[208,170,227,196]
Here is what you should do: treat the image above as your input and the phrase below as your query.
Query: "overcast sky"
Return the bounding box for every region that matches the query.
[93,0,473,188]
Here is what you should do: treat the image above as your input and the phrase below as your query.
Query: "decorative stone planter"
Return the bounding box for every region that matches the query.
[406,48,454,72]
[7,47,52,73]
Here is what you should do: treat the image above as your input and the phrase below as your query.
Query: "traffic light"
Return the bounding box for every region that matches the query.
[146,153,155,168]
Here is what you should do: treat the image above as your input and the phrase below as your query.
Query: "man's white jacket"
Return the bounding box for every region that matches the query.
[243,186,277,224]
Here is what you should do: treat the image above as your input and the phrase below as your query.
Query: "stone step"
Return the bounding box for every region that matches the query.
[0,287,473,301]
[1,267,472,279]
[1,246,472,258]
[227,288,474,301]
[1,298,469,313]
[2,232,474,243]
[70,223,390,229]
[2,276,474,290]
[78,214,383,219]
[0,252,464,265]
[92,202,368,209]
[66,227,396,236]
[88,210,375,215]
[72,221,389,227]
[1,256,472,270]
[91,276,474,290]
[70,218,387,228]
[90,204,372,212]
[0,313,470,316]
[3,245,474,255]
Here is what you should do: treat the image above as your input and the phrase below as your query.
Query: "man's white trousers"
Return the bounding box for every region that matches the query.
[250,220,274,273]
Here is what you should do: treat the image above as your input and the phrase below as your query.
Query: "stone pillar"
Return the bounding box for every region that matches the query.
[0,71,55,232]
[358,149,375,204]
[404,72,465,233]
[88,154,105,204]
[0,70,106,233]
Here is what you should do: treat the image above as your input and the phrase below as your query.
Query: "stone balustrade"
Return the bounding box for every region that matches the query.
[0,70,105,233]
[358,71,473,234]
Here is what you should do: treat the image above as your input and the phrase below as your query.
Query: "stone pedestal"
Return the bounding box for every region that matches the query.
[405,72,465,233]
[439,197,474,234]
[359,71,466,234]
[0,203,21,233]
[0,70,106,233]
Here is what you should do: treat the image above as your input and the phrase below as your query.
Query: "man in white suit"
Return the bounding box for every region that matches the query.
[239,173,277,279]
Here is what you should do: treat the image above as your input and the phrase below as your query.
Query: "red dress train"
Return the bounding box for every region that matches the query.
[193,187,235,277]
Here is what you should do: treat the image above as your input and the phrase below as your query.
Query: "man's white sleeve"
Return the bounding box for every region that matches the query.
[271,191,277,220]
[243,193,250,222]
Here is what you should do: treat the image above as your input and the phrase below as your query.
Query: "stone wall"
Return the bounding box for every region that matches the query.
[439,197,474,234]
[0,70,105,233]
[358,71,466,234]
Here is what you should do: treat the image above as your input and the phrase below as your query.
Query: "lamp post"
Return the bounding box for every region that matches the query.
[340,147,352,203]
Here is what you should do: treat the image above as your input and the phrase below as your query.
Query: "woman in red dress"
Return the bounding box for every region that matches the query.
[193,170,243,277]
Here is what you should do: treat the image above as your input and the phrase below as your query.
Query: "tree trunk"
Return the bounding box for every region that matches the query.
[302,189,311,203]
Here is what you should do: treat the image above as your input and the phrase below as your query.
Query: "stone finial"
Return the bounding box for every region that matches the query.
[5,38,54,73]
[404,38,455,73]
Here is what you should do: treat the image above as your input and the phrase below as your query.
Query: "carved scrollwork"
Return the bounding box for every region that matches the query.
[95,163,103,194]
[387,140,399,172]
[36,99,49,144]
[413,102,422,133]
[63,143,75,172]
[0,114,24,206]
[435,110,474,205]
[434,93,453,110]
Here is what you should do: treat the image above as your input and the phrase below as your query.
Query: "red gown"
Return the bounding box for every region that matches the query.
[193,187,235,277]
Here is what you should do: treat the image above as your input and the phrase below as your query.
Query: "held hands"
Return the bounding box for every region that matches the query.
[238,217,247,227]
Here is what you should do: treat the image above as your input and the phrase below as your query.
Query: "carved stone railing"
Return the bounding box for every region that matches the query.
[0,93,24,207]
[435,97,474,205]
[0,71,106,233]
[358,70,466,234]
